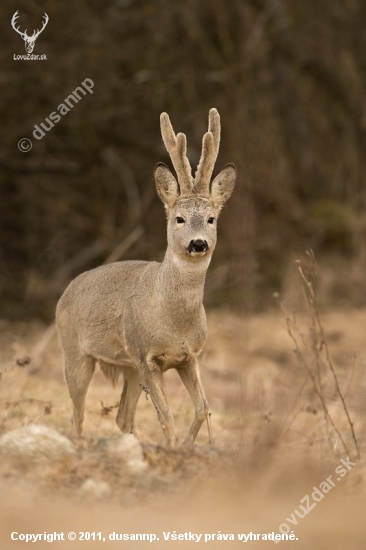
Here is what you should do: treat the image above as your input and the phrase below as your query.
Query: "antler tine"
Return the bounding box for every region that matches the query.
[11,11,26,38]
[194,108,221,195]
[11,11,19,27]
[160,113,193,195]
[208,107,221,155]
[33,13,49,39]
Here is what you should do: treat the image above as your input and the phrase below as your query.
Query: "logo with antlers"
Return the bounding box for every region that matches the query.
[11,11,49,54]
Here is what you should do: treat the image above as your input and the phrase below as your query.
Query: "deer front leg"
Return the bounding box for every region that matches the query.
[139,358,177,447]
[177,360,211,445]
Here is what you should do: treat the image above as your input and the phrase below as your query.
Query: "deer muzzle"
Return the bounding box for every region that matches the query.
[188,239,208,254]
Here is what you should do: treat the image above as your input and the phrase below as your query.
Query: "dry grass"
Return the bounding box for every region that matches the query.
[2,294,366,547]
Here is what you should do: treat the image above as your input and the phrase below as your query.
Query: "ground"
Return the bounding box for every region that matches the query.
[1,307,366,548]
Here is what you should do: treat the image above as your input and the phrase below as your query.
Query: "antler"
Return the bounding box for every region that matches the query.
[11,11,49,42]
[160,108,221,197]
[11,11,27,39]
[160,113,194,195]
[194,108,221,195]
[32,13,49,40]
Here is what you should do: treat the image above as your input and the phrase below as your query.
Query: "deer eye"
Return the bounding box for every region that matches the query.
[207,217,215,224]
[176,216,185,224]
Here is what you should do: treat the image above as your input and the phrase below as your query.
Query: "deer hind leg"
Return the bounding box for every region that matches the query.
[139,359,176,447]
[116,367,143,435]
[64,355,96,438]
[177,360,211,445]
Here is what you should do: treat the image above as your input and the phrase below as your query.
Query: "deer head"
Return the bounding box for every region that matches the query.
[11,11,49,54]
[155,109,236,263]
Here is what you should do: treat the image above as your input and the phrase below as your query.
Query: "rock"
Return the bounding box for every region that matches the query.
[0,424,75,466]
[91,434,147,474]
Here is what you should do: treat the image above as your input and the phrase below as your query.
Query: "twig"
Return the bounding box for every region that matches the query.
[103,225,144,264]
[101,148,142,226]
[282,303,351,457]
[50,238,110,289]
[297,251,360,459]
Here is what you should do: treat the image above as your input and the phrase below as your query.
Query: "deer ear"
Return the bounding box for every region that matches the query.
[154,162,180,207]
[210,163,236,207]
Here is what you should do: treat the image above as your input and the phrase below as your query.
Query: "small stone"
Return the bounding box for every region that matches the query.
[92,434,147,474]
[0,424,75,466]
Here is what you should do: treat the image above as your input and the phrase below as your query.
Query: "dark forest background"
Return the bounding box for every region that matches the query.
[1,0,366,319]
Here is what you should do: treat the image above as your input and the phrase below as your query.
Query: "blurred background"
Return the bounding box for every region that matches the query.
[1,0,366,319]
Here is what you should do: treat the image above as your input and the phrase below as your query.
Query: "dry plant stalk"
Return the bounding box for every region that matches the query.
[282,250,359,460]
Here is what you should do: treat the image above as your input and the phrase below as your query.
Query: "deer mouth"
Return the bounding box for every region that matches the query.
[189,251,207,258]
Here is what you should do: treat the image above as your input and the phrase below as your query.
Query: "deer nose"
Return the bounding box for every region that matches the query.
[189,239,208,253]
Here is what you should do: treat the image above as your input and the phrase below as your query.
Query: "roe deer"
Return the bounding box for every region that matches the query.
[56,108,236,446]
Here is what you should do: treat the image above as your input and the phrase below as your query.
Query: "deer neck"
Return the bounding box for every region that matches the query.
[157,248,210,320]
